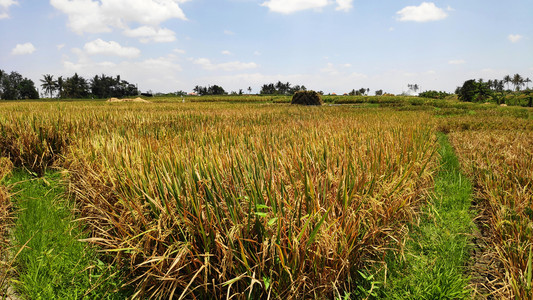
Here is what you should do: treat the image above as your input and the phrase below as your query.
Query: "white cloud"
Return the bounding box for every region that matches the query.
[193,58,258,71]
[62,53,183,93]
[57,44,65,50]
[173,48,186,54]
[320,62,340,75]
[508,34,523,43]
[396,2,448,22]
[335,0,353,12]
[0,0,17,19]
[448,59,466,65]
[224,29,235,35]
[123,26,175,43]
[11,42,36,55]
[254,51,262,56]
[320,62,366,78]
[50,0,187,35]
[84,39,140,58]
[261,0,329,14]
[221,50,232,55]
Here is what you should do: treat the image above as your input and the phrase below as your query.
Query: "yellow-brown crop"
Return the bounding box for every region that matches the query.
[450,130,533,298]
[0,101,439,298]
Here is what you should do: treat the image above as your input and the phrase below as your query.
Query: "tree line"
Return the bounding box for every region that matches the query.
[0,69,139,100]
[40,73,138,99]
[0,70,39,100]
[456,73,532,104]
[259,81,307,95]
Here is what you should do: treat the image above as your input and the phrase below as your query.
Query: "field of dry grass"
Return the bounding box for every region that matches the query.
[0,98,531,298]
[0,101,438,298]
[450,129,533,298]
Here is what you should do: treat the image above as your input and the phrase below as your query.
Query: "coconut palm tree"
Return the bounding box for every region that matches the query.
[512,73,524,91]
[504,75,512,91]
[525,77,531,90]
[40,74,57,98]
[57,76,64,98]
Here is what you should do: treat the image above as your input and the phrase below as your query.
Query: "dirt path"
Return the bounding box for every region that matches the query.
[468,200,511,299]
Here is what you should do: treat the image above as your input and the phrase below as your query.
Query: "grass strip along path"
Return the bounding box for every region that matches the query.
[6,170,129,299]
[382,133,476,299]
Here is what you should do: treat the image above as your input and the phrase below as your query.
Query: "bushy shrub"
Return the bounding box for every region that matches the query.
[291,90,323,106]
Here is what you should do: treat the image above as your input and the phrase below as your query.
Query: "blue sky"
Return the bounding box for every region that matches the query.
[1,0,532,95]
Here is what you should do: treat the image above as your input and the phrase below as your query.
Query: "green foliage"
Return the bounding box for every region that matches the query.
[0,70,39,100]
[62,73,89,98]
[193,84,226,95]
[90,74,138,99]
[382,133,474,299]
[291,90,323,105]
[419,90,451,99]
[457,79,492,102]
[260,81,306,95]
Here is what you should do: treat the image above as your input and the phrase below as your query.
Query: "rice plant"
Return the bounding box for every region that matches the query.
[450,130,533,298]
[63,104,438,298]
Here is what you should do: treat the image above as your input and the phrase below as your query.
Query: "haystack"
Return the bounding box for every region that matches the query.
[107,97,150,103]
[291,91,323,106]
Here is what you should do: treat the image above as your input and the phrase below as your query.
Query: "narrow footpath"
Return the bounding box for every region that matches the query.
[382,133,477,299]
[1,170,129,300]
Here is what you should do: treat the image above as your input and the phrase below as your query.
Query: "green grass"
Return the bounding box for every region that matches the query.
[380,133,475,299]
[8,170,130,299]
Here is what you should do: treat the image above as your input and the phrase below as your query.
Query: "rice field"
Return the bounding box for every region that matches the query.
[450,129,533,298]
[0,97,531,298]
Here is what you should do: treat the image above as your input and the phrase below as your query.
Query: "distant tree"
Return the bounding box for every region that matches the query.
[193,85,206,95]
[512,73,524,91]
[407,84,420,94]
[358,88,367,96]
[503,75,512,91]
[0,69,4,99]
[1,71,23,100]
[193,85,226,95]
[247,86,252,94]
[63,73,89,98]
[40,74,57,98]
[418,90,450,99]
[208,85,226,95]
[260,83,275,95]
[90,74,138,98]
[525,77,532,90]
[56,76,64,98]
[375,89,383,96]
[0,71,39,100]
[259,81,305,95]
[457,79,492,102]
[275,81,291,95]
[19,78,39,99]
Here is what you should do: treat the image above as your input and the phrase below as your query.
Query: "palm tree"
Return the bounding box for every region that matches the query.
[503,75,512,91]
[40,74,57,98]
[525,77,531,90]
[487,79,493,90]
[512,73,524,91]
[57,76,64,98]
[247,86,252,94]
